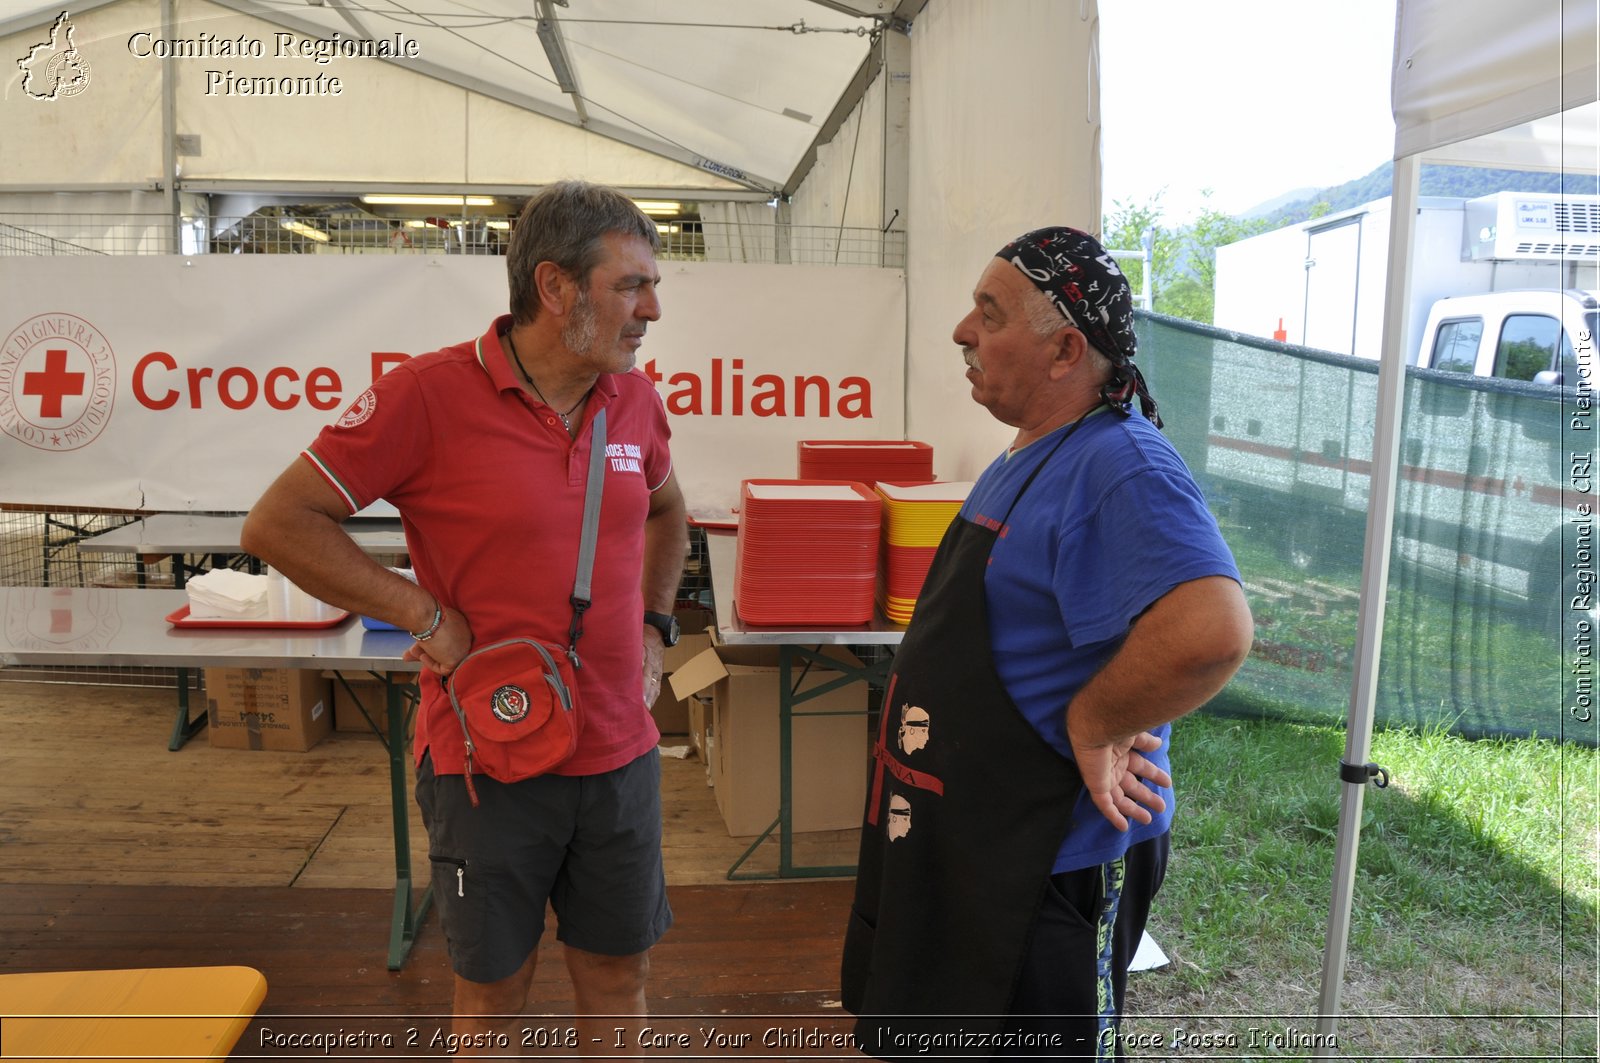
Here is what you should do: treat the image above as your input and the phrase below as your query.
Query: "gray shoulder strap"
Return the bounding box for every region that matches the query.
[573,407,606,605]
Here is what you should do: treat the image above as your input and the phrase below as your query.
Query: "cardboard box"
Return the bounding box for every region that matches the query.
[651,630,714,736]
[650,687,690,736]
[205,668,333,752]
[686,694,711,760]
[676,607,712,636]
[670,643,868,836]
[325,672,417,740]
[700,713,716,787]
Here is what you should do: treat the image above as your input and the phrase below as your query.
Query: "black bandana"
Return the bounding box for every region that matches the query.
[996,226,1160,427]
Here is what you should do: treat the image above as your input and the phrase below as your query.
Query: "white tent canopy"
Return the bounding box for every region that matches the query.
[0,0,908,198]
[1317,0,1597,1048]
[1393,0,1598,163]
[1419,101,1600,174]
[1,0,1105,507]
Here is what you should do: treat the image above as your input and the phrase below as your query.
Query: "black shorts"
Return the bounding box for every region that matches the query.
[415,748,673,984]
[1004,832,1171,1059]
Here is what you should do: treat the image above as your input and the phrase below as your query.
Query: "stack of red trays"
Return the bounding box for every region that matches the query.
[735,479,882,626]
[876,481,972,623]
[797,440,934,487]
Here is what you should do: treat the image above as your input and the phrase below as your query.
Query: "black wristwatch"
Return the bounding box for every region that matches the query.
[644,611,680,647]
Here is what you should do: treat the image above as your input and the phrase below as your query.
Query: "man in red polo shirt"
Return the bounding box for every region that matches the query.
[242,181,688,1047]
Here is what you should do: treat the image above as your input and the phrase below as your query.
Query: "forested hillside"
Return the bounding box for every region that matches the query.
[1256,163,1600,228]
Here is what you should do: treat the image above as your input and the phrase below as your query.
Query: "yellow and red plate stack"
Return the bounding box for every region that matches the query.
[797,439,934,486]
[875,481,973,624]
[734,479,883,626]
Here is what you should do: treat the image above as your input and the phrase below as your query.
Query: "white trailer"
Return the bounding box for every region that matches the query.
[1202,190,1597,631]
[1214,190,1600,363]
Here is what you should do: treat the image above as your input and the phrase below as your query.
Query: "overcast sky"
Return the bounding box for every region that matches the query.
[1097,0,1399,224]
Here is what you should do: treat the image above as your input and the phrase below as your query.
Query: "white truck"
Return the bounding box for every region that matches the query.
[1196,289,1594,636]
[1214,190,1600,366]
[1201,192,1597,634]
[1415,287,1596,385]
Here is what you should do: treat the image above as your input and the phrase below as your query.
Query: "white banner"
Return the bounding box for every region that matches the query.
[1,255,906,517]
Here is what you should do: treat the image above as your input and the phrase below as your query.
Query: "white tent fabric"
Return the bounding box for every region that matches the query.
[1392,0,1598,161]
[1,0,1105,504]
[903,0,1103,478]
[698,200,788,263]
[1316,0,1598,1047]
[1419,100,1600,174]
[0,0,881,194]
[789,67,887,233]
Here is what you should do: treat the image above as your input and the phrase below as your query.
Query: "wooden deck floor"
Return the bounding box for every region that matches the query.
[0,681,862,1057]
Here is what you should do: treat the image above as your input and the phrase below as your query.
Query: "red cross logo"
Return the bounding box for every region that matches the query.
[23,348,85,418]
[2,313,117,452]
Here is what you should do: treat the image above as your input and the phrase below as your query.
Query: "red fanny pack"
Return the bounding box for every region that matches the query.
[445,637,582,804]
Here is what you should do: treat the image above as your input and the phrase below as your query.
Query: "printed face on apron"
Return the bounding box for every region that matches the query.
[886,794,912,842]
[897,705,930,755]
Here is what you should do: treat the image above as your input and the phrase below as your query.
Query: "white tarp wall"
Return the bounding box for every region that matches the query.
[1,0,165,186]
[790,67,887,237]
[904,0,1102,480]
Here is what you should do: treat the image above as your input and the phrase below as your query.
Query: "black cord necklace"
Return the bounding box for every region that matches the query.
[505,330,587,430]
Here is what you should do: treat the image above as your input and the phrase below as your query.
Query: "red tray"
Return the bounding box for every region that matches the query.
[165,604,351,629]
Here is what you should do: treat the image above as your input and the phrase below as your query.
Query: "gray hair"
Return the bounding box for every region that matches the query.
[507,181,662,324]
[1021,282,1067,337]
[1022,281,1112,375]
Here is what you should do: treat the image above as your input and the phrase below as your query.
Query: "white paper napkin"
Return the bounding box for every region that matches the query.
[186,569,269,619]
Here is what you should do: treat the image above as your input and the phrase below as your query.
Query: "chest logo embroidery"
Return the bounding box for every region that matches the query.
[605,440,644,474]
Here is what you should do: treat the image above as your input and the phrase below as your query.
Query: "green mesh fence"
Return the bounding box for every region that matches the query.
[1137,311,1598,747]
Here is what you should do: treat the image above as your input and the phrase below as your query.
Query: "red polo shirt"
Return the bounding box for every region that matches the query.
[303,316,673,776]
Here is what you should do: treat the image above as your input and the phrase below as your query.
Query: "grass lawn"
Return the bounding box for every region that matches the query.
[1122,710,1598,1061]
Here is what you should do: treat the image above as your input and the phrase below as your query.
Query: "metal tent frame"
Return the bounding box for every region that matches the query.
[1315,0,1598,1048]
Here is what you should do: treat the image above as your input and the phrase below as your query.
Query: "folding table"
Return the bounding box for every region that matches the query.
[703,529,903,879]
[76,515,407,749]
[0,587,430,970]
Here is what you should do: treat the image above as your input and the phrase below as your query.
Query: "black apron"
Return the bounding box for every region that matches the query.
[842,420,1091,1061]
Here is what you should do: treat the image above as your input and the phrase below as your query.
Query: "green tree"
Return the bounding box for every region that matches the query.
[1102,191,1183,308]
[1170,192,1273,324]
[1104,190,1275,325]
[1154,275,1211,322]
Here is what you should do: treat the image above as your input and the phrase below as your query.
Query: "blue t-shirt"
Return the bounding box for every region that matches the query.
[961,407,1241,873]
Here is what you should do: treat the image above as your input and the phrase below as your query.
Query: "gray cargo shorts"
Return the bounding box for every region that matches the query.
[415,747,672,984]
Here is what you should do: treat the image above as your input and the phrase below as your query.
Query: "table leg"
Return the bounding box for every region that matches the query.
[167,668,207,751]
[725,646,889,880]
[382,675,433,970]
[163,554,210,751]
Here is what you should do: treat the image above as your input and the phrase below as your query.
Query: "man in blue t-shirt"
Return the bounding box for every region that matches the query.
[844,227,1253,1060]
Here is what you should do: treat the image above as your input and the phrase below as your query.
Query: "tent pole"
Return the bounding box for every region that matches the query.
[1313,151,1421,1053]
[161,0,180,253]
